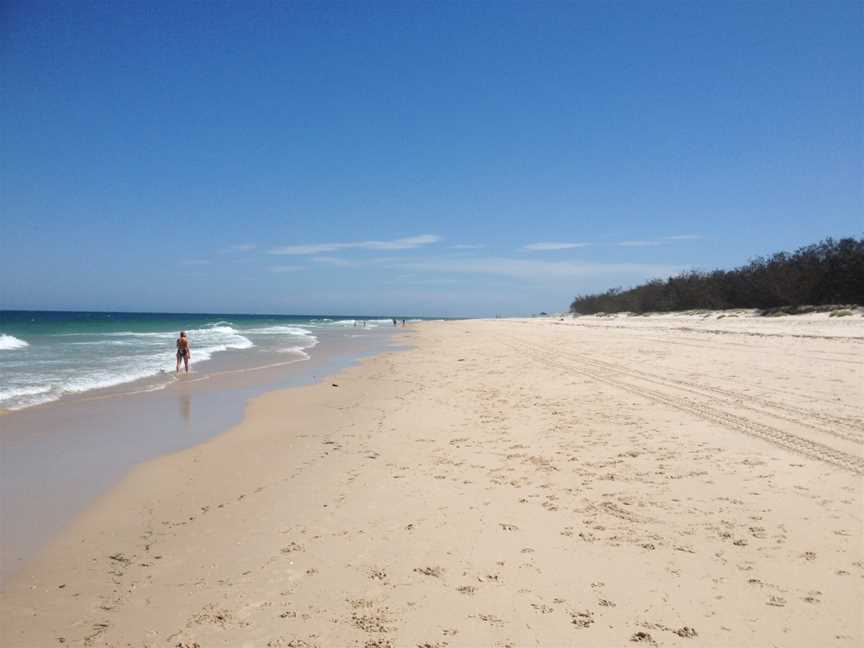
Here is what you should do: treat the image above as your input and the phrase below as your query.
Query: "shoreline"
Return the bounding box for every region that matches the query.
[0,325,407,583]
[1,316,862,647]
[0,314,412,414]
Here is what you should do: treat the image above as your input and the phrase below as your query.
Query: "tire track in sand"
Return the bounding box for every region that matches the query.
[541,342,864,445]
[500,336,864,475]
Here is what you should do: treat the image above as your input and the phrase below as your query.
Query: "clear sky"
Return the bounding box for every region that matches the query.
[2,1,861,317]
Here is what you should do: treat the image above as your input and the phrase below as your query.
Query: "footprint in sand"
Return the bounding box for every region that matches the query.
[748,526,766,539]
[190,604,233,627]
[281,542,305,554]
[368,568,388,581]
[266,640,318,648]
[570,610,594,628]
[499,523,519,531]
[630,631,656,644]
[365,642,395,648]
[351,609,393,633]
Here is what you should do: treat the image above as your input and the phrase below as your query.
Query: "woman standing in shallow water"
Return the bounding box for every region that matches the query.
[176,331,191,373]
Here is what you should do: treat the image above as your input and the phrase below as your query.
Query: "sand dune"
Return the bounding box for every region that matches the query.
[1,314,862,647]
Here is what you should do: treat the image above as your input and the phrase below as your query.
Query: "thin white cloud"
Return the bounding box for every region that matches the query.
[179,259,211,266]
[269,234,441,256]
[525,237,701,250]
[450,243,486,250]
[397,257,680,280]
[221,243,257,253]
[524,242,591,251]
[270,265,303,273]
[618,240,661,247]
[311,256,354,267]
[386,274,469,285]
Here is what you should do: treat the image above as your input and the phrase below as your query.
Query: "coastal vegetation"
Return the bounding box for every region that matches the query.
[570,237,864,315]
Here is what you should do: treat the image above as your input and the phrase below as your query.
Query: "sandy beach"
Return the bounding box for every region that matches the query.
[1,314,862,647]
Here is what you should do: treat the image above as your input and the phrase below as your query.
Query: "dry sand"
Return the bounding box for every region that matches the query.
[1,314,862,647]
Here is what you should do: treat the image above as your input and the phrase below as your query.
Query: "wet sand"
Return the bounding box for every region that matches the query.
[1,315,862,647]
[0,325,401,583]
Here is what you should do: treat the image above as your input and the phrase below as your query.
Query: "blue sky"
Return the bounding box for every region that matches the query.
[2,1,861,316]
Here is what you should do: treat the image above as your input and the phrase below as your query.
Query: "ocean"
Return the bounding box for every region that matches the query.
[0,311,415,411]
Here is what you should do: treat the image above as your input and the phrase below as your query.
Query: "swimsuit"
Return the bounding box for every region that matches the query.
[177,341,189,358]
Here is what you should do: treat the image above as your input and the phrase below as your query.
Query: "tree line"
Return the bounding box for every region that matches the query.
[569,237,864,315]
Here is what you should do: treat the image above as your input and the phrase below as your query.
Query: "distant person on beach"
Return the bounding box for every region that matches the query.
[176,331,190,373]
[401,319,406,327]
[392,318,397,326]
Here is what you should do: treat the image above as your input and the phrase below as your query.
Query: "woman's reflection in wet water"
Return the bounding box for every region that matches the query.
[179,393,191,424]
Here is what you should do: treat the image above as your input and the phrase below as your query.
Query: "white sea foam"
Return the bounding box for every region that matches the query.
[1,316,410,411]
[16,345,221,405]
[99,331,173,338]
[245,325,319,352]
[329,318,406,330]
[100,324,248,340]
[0,334,29,350]
[331,319,384,328]
[278,345,312,360]
[189,326,254,351]
[0,384,52,401]
[68,340,139,346]
[40,332,264,401]
[0,325,258,410]
[61,365,167,395]
[246,325,315,337]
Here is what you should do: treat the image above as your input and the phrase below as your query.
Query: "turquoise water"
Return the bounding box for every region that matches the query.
[0,311,413,410]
